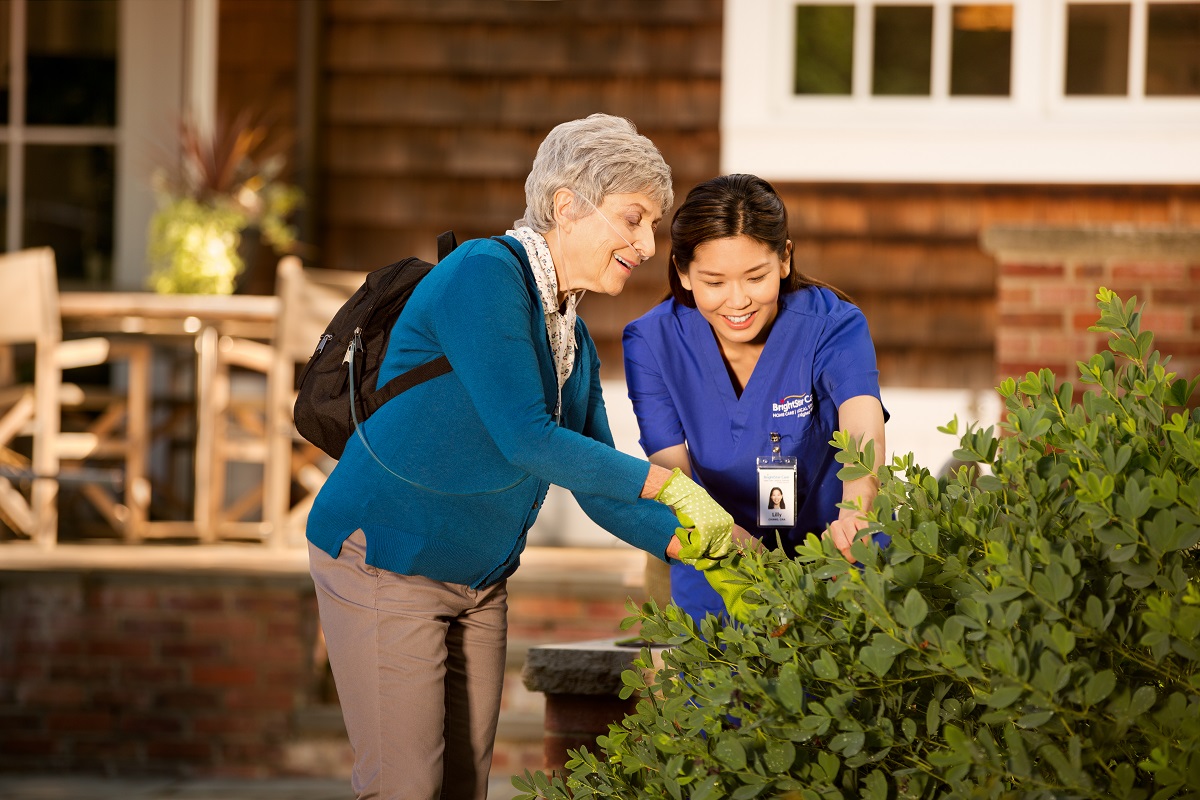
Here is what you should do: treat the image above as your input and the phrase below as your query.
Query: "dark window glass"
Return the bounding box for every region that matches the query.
[873,5,934,95]
[24,145,115,289]
[1065,3,1131,95]
[25,0,118,125]
[794,5,855,94]
[0,1,9,124]
[950,4,1013,95]
[1146,2,1200,96]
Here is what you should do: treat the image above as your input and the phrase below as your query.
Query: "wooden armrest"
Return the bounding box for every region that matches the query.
[218,336,274,374]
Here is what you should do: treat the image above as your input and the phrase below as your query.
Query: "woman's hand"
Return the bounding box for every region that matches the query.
[654,469,734,560]
[826,510,871,563]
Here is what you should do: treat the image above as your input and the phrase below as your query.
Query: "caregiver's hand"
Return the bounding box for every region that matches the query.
[655,468,733,560]
[827,510,871,563]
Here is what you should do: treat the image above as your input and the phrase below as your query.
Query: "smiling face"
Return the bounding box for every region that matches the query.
[678,234,792,353]
[554,191,661,298]
[769,488,783,505]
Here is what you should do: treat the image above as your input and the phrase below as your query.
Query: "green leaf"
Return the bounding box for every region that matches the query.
[715,737,747,770]
[777,664,805,713]
[1084,670,1117,705]
[1016,710,1054,728]
[813,650,840,681]
[765,740,796,773]
[830,730,865,757]
[892,589,927,628]
[986,685,1024,709]
[913,521,939,554]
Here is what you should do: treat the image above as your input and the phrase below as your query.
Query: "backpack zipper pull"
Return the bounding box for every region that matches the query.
[315,333,333,355]
[343,327,364,365]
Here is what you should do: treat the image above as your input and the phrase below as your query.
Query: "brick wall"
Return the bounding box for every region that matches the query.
[982,225,1200,391]
[0,568,320,778]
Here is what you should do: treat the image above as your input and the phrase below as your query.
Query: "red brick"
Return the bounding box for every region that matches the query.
[87,586,159,610]
[1070,262,1105,281]
[223,687,294,711]
[997,284,1032,306]
[159,589,228,612]
[233,591,299,614]
[191,616,260,641]
[998,312,1064,330]
[160,641,227,660]
[543,694,636,736]
[119,617,186,638]
[86,638,155,660]
[193,665,257,687]
[157,688,222,710]
[46,711,114,733]
[1111,261,1188,282]
[120,664,186,685]
[17,682,88,708]
[1034,283,1093,310]
[119,713,185,735]
[48,661,115,682]
[1000,262,1064,278]
[1139,309,1192,336]
[0,735,58,756]
[145,738,215,762]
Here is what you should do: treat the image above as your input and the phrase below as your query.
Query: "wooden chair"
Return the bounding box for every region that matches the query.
[0,248,151,547]
[204,256,364,547]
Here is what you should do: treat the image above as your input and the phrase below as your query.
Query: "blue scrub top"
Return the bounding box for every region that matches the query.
[623,287,889,620]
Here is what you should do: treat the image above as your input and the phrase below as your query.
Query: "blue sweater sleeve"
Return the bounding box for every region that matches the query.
[571,337,677,561]
[428,243,651,504]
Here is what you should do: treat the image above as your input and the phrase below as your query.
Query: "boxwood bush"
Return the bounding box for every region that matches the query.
[514,288,1200,800]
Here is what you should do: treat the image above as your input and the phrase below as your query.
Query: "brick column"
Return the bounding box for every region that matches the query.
[521,638,661,773]
[981,225,1200,389]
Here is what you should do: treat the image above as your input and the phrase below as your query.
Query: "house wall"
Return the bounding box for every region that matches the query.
[214,1,1200,389]
[779,182,1200,388]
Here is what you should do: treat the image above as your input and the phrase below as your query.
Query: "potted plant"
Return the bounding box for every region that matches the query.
[147,111,303,295]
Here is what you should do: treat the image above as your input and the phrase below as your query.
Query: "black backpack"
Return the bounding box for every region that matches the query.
[293,231,520,462]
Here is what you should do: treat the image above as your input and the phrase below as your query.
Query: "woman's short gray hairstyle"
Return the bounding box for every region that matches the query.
[517,114,673,234]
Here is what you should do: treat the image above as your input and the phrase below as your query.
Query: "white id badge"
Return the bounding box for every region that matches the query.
[757,432,796,528]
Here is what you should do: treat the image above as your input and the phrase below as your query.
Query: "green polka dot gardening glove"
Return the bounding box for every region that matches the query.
[655,468,733,562]
[701,554,757,624]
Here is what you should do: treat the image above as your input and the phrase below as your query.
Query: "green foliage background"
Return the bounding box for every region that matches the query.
[515,288,1200,800]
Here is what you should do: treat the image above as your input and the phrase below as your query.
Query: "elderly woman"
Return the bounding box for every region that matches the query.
[306,114,734,800]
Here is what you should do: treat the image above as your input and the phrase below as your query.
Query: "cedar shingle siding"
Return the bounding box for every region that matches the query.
[218,1,1200,388]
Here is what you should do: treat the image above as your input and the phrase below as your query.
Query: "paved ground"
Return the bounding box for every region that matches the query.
[0,775,523,799]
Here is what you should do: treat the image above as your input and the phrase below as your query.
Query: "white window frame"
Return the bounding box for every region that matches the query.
[722,0,1200,184]
[0,0,213,290]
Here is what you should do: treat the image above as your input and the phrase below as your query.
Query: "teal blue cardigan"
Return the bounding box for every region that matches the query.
[306,236,679,588]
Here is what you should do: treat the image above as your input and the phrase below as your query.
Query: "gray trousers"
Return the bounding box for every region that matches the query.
[309,530,508,800]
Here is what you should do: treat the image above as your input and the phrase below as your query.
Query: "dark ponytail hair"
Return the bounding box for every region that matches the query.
[667,174,850,308]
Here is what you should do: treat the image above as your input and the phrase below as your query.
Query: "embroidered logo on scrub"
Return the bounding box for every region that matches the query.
[772,393,814,419]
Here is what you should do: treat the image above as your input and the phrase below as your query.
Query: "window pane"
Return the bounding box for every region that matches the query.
[873,5,934,96]
[25,0,118,126]
[794,5,855,95]
[1065,3,1131,96]
[0,0,9,125]
[1146,2,1200,96]
[950,5,1013,95]
[24,145,115,289]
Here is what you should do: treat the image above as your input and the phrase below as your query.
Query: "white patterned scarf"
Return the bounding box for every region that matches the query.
[505,226,580,394]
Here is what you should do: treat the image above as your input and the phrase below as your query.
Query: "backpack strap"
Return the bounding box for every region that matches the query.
[366,234,523,416]
[364,354,451,416]
[436,230,458,262]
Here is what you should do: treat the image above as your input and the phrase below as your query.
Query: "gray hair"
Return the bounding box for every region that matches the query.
[516,113,673,233]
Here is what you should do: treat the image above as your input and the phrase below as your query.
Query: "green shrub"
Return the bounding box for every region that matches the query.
[514,288,1200,800]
